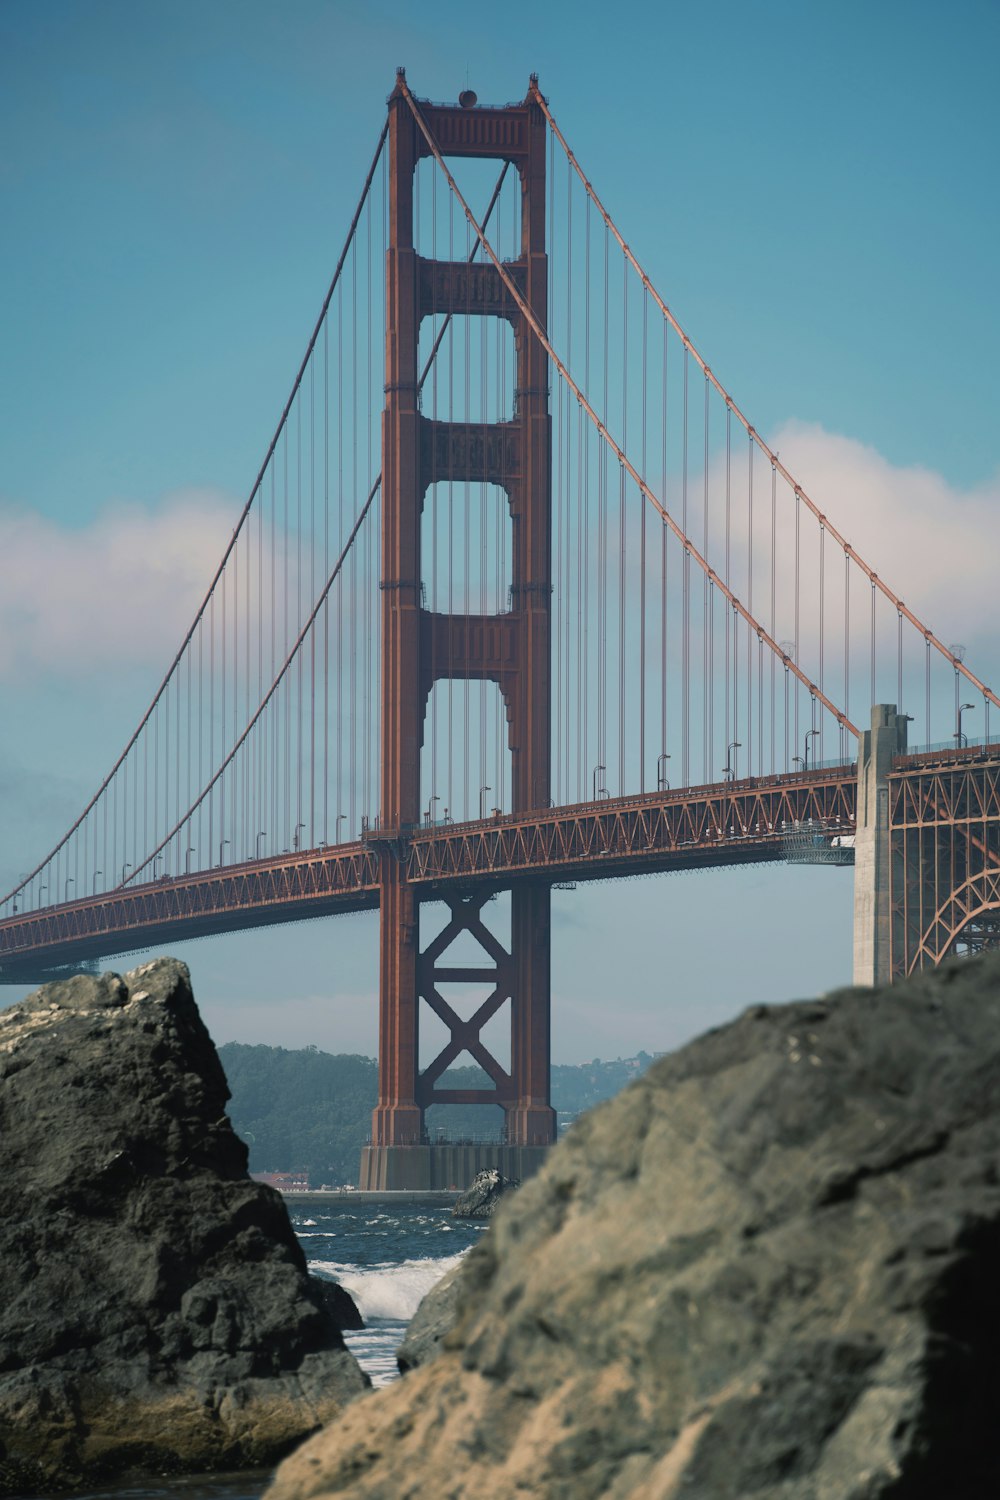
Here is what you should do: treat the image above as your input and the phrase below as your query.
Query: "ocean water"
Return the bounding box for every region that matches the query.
[292,1196,484,1387]
[70,1196,481,1500]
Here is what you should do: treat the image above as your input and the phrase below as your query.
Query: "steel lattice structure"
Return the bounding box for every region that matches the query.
[890,748,1000,976]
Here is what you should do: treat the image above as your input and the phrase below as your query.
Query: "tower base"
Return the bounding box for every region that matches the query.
[358,1142,550,1191]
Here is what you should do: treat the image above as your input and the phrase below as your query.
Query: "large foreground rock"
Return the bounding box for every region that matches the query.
[0,959,367,1496]
[267,953,1000,1499]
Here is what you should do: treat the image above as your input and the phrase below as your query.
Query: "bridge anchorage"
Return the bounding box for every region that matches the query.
[1,73,999,1190]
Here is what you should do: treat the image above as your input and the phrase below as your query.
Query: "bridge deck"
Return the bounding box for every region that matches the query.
[0,766,856,983]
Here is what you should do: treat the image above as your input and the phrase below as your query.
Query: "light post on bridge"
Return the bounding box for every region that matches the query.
[256,831,267,858]
[956,702,975,749]
[479,785,492,820]
[293,822,306,851]
[218,839,229,868]
[185,846,196,873]
[803,728,820,771]
[64,878,74,901]
[724,742,741,781]
[92,870,102,894]
[657,752,671,791]
[425,795,440,826]
[592,765,606,802]
[336,813,347,842]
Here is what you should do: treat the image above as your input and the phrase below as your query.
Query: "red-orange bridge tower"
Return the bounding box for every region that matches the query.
[363,75,555,1187]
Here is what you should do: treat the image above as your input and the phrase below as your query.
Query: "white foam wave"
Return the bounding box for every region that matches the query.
[311,1251,466,1323]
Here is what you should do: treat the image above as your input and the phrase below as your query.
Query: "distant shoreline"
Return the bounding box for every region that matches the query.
[281,1189,461,1204]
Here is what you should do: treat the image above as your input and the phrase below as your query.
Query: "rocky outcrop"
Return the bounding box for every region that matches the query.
[452,1167,518,1218]
[396,1261,463,1374]
[267,953,1000,1499]
[0,959,367,1497]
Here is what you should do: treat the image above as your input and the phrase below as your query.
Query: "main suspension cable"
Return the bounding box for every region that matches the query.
[530,79,998,715]
[123,159,514,885]
[1,121,390,906]
[399,75,858,738]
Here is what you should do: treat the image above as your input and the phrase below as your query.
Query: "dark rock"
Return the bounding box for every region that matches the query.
[0,959,368,1497]
[311,1274,364,1333]
[265,952,1000,1499]
[452,1168,519,1219]
[396,1261,463,1374]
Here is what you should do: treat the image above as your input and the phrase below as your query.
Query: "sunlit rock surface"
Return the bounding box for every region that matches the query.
[0,959,367,1497]
[268,953,1000,1499]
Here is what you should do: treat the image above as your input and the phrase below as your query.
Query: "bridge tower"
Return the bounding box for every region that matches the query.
[360,73,556,1190]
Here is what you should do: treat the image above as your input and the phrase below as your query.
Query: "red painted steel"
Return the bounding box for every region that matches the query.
[407,767,857,887]
[0,773,854,983]
[889,746,1000,976]
[13,752,1000,995]
[375,74,556,1149]
[0,846,379,982]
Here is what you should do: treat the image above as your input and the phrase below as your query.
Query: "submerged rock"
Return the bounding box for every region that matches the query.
[266,952,1000,1499]
[0,959,367,1497]
[452,1167,518,1218]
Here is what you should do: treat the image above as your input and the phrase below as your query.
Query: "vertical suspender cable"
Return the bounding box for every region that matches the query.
[703,374,710,782]
[794,489,800,761]
[725,405,731,761]
[349,237,358,836]
[583,196,591,797]
[619,245,627,793]
[661,315,668,784]
[844,549,850,763]
[640,287,647,792]
[600,220,609,789]
[682,346,689,786]
[746,432,753,777]
[770,464,776,773]
[870,580,876,711]
[323,314,329,842]
[819,523,825,762]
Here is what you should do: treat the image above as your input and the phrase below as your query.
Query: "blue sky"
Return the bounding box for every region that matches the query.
[1,0,997,1063]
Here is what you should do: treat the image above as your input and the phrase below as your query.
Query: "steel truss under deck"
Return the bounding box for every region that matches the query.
[0,770,855,983]
[890,748,1000,976]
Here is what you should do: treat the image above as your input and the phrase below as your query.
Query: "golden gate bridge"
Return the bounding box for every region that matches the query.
[2,75,998,1185]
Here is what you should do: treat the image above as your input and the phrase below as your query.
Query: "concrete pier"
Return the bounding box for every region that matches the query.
[853,704,908,986]
[358,1142,549,1191]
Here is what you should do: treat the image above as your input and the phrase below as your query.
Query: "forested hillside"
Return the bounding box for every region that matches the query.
[218,1043,656,1185]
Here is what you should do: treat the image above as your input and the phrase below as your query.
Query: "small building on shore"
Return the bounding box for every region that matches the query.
[251,1170,311,1192]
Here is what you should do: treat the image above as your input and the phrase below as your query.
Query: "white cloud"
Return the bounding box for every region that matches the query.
[0,490,238,679]
[768,421,1000,665]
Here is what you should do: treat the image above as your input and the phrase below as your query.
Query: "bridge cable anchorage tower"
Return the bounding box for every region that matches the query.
[361,72,556,1189]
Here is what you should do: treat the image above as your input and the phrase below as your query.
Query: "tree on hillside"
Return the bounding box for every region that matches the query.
[218,1044,656,1183]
